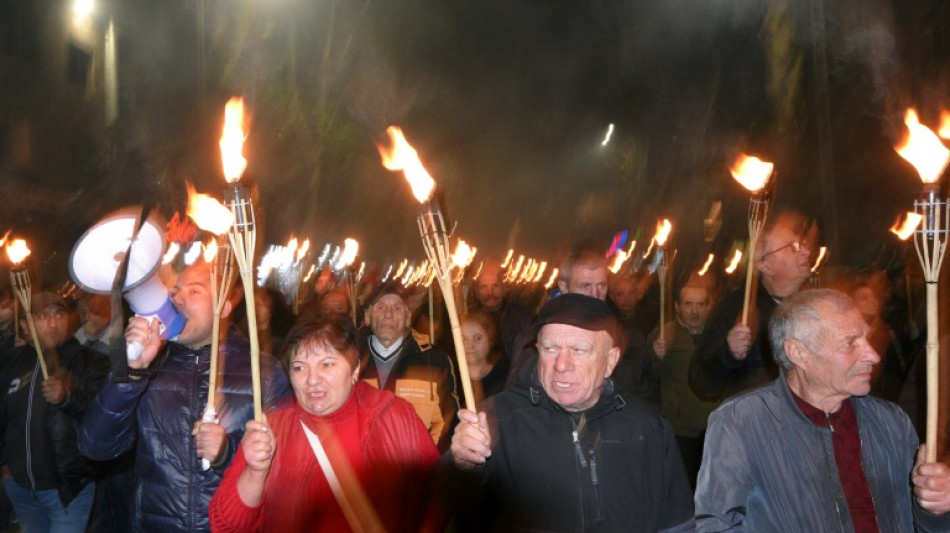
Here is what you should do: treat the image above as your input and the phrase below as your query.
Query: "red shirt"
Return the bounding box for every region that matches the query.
[791,391,880,533]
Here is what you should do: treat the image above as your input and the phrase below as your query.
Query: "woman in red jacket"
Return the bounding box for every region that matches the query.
[209,315,443,532]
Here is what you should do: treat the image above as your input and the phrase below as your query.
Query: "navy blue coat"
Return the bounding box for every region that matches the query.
[78,328,291,532]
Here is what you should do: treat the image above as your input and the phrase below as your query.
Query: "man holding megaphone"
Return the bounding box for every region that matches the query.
[78,263,291,532]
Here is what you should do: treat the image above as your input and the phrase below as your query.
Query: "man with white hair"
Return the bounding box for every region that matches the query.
[695,289,950,532]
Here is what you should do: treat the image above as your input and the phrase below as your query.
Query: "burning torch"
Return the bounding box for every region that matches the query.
[730,154,775,326]
[377,126,476,411]
[893,109,950,462]
[187,187,236,469]
[653,220,672,340]
[219,97,263,421]
[7,239,48,379]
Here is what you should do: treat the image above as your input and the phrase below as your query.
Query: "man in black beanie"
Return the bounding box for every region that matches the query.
[437,293,694,532]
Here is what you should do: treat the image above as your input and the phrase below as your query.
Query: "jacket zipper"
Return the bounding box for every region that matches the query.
[824,413,849,532]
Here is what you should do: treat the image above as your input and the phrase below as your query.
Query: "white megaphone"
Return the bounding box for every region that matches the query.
[70,207,186,361]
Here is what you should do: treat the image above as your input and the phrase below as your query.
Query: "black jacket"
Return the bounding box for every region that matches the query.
[436,375,695,532]
[0,337,109,507]
[78,327,292,532]
[689,281,779,400]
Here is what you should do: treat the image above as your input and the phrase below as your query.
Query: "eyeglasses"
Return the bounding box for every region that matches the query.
[760,241,801,261]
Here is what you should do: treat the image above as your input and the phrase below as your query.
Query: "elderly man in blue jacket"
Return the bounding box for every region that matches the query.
[696,289,950,532]
[79,263,291,532]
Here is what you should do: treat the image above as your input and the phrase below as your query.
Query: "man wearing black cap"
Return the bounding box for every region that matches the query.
[359,281,459,450]
[438,293,694,531]
[0,291,110,532]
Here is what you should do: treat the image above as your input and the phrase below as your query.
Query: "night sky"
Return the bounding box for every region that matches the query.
[3,0,950,283]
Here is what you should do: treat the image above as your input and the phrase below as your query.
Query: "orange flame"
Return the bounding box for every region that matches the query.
[810,246,828,273]
[186,183,234,235]
[940,110,950,140]
[544,268,560,289]
[297,239,311,263]
[895,109,950,184]
[608,251,628,274]
[220,97,248,184]
[5,239,30,265]
[377,126,435,203]
[890,211,923,241]
[0,230,10,247]
[653,219,672,247]
[730,154,774,192]
[725,249,743,274]
[533,261,548,283]
[341,239,359,267]
[698,253,715,276]
[501,249,514,268]
[203,239,218,263]
[451,240,475,269]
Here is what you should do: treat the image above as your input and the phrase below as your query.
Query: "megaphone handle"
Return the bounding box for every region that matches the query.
[200,405,218,471]
[127,340,145,361]
[127,315,168,361]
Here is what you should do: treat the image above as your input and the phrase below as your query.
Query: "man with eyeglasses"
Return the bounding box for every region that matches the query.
[690,210,815,400]
[0,290,110,532]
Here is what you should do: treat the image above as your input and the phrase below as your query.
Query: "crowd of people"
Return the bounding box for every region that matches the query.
[0,207,948,531]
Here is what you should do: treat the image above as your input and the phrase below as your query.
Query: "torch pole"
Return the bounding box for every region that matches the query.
[227,187,262,421]
[10,268,47,379]
[418,203,476,411]
[658,263,667,341]
[741,193,771,326]
[200,242,234,469]
[913,187,948,463]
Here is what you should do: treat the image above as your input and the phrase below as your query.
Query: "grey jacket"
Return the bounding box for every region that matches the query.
[695,377,950,532]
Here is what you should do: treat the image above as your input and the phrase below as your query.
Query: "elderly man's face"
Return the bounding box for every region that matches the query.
[476,267,506,312]
[365,294,411,347]
[796,304,881,401]
[608,276,638,314]
[536,323,620,412]
[675,287,710,332]
[562,264,609,301]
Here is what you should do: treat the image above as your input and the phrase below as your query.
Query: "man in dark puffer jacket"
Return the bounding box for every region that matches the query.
[0,291,110,532]
[78,264,291,532]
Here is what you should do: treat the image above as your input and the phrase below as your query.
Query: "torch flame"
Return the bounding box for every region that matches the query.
[203,239,218,263]
[162,242,181,265]
[220,97,248,184]
[377,126,436,203]
[730,154,774,192]
[608,251,628,274]
[501,249,514,268]
[341,239,359,268]
[451,240,475,269]
[186,183,235,235]
[698,253,715,276]
[544,268,560,290]
[895,109,950,184]
[890,211,923,241]
[533,262,548,283]
[5,239,30,265]
[725,249,743,274]
[653,219,672,247]
[810,246,828,273]
[0,230,10,247]
[296,239,311,263]
[940,110,950,140]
